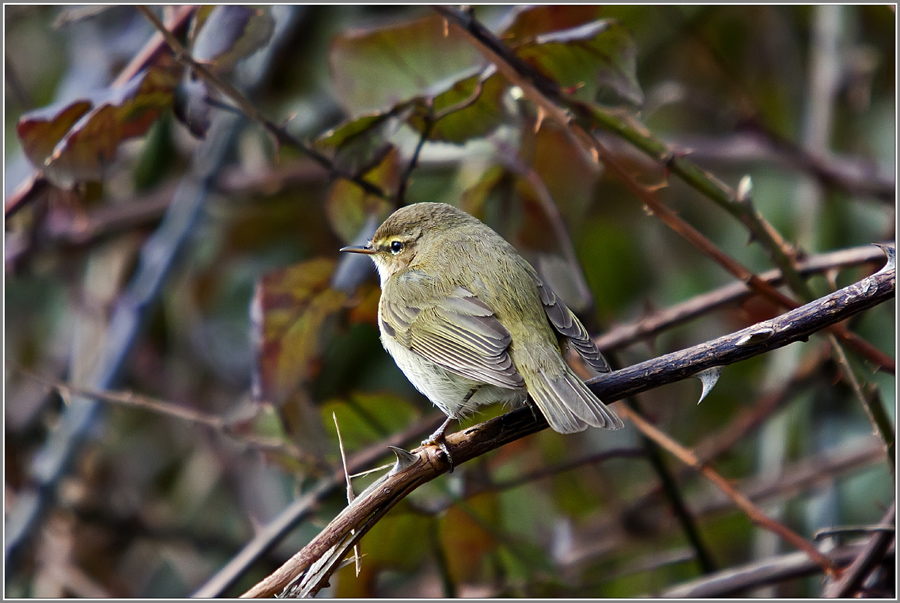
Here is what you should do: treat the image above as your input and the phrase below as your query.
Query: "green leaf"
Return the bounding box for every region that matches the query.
[329,13,486,115]
[408,68,509,144]
[314,108,408,176]
[325,147,399,244]
[515,19,643,107]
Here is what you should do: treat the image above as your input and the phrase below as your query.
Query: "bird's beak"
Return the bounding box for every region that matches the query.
[340,243,375,255]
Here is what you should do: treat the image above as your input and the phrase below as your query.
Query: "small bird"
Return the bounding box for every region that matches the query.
[341,202,623,466]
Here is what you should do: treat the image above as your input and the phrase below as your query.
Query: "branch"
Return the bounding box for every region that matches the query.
[657,541,894,598]
[191,413,445,598]
[17,374,329,471]
[240,247,894,597]
[822,502,896,597]
[595,243,889,352]
[617,404,832,569]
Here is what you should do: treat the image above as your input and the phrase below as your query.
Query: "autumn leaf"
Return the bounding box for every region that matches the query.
[251,258,347,405]
[16,65,178,187]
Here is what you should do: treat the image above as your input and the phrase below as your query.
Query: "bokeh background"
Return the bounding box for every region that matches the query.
[5,5,895,597]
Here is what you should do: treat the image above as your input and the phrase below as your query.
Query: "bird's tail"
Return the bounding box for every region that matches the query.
[528,369,624,434]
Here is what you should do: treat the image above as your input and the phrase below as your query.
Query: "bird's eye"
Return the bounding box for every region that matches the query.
[390,240,403,254]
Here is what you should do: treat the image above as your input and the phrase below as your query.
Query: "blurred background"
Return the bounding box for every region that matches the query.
[4,5,895,597]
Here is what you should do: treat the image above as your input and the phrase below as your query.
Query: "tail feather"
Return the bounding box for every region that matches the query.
[529,369,624,434]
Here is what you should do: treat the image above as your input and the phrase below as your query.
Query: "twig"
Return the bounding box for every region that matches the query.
[135,5,389,201]
[822,502,896,597]
[333,413,361,576]
[238,259,893,597]
[16,371,328,470]
[628,399,719,574]
[620,131,894,203]
[616,405,834,570]
[595,244,889,352]
[657,541,894,598]
[396,99,435,205]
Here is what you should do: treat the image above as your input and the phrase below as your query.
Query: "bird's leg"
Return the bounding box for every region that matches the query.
[527,398,539,424]
[422,415,456,471]
[422,388,478,473]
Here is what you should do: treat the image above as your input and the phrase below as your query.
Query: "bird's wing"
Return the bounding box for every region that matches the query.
[532,276,611,374]
[381,279,524,389]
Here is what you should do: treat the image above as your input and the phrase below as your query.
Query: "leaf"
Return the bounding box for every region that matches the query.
[251,258,347,405]
[314,108,409,176]
[190,5,275,70]
[15,100,93,175]
[325,147,399,244]
[499,5,604,43]
[407,68,509,144]
[176,6,275,137]
[329,13,486,115]
[515,19,643,107]
[16,66,177,186]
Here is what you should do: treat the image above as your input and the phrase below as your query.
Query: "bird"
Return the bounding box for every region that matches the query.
[341,202,623,467]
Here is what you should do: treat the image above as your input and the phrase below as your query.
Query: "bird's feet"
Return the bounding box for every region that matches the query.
[422,416,456,472]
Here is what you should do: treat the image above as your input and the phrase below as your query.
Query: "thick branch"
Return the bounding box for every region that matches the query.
[240,250,894,597]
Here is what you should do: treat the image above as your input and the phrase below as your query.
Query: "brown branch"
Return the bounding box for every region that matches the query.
[616,405,833,570]
[191,412,445,598]
[239,247,894,597]
[595,244,889,352]
[17,373,330,472]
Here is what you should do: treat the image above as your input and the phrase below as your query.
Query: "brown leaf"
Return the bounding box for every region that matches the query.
[16,66,177,187]
[251,258,347,405]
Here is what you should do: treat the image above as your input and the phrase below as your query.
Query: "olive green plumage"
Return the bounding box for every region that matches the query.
[342,202,623,437]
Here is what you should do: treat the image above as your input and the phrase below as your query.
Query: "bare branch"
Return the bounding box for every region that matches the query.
[617,404,832,569]
[657,541,894,598]
[822,502,896,597]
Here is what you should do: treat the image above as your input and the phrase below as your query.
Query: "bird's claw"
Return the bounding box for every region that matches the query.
[422,429,454,473]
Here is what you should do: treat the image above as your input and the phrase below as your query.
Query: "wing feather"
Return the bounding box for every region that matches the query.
[381,280,524,390]
[533,277,611,374]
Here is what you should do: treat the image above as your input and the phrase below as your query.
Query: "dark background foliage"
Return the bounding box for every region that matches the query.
[5,5,895,597]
